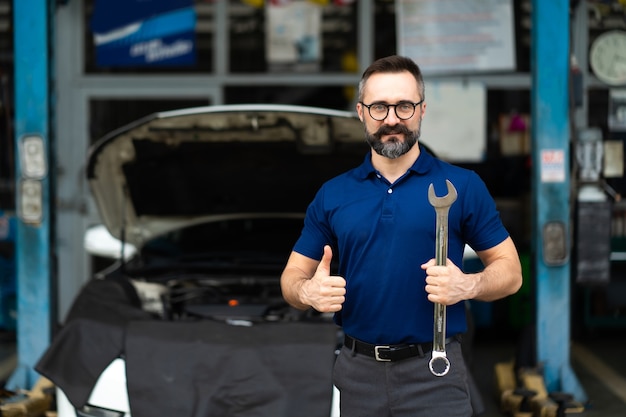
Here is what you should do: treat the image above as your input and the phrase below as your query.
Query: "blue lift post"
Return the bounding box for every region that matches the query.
[9,0,53,389]
[531,0,586,401]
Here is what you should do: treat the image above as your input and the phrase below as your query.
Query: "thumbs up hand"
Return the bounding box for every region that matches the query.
[301,245,346,313]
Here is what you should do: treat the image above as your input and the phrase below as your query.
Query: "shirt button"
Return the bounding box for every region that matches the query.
[387,189,393,194]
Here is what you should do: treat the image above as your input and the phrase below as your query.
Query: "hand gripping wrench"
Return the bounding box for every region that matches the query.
[427,179,457,377]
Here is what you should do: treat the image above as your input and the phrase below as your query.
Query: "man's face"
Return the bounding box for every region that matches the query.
[357,71,425,159]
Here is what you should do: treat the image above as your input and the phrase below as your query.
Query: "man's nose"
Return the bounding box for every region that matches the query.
[384,106,401,123]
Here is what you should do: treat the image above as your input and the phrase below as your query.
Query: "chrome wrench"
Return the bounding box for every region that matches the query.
[427,179,457,377]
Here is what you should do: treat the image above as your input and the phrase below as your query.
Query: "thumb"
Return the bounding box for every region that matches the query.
[317,245,333,275]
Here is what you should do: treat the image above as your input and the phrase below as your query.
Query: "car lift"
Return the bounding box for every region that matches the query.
[529,0,587,405]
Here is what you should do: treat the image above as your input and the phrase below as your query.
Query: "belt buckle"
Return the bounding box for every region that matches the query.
[374,345,391,362]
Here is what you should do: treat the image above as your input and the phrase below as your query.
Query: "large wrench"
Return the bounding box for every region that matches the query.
[427,179,457,377]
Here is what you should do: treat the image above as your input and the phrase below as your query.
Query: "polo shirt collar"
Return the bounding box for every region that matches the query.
[355,144,436,179]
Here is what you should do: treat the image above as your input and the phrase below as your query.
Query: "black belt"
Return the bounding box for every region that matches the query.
[344,335,455,362]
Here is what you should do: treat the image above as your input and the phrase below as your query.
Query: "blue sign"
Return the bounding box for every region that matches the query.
[90,0,196,67]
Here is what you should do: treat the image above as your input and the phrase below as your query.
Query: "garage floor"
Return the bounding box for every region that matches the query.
[0,331,624,416]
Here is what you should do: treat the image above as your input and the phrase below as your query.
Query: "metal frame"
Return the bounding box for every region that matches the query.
[10,0,52,390]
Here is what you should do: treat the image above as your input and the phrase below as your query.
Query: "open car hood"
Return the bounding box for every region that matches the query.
[87,104,368,248]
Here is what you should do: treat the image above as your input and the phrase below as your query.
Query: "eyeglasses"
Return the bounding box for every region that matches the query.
[360,100,424,121]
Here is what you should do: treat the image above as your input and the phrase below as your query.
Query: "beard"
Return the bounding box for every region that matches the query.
[365,123,421,159]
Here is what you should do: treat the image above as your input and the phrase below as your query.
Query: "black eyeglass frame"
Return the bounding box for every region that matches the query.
[359,100,424,121]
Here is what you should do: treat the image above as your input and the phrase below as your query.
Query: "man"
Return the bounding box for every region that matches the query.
[280,55,522,417]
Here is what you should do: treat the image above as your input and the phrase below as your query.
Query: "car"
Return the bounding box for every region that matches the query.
[36,104,371,417]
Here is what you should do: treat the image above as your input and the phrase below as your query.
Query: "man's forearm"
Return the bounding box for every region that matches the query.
[471,259,522,302]
[281,271,310,310]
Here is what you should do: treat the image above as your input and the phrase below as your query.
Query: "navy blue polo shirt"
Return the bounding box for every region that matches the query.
[293,146,509,344]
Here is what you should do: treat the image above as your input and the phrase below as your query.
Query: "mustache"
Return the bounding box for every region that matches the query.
[375,124,411,137]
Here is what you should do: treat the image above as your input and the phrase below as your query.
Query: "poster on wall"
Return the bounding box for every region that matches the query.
[90,0,196,67]
[420,81,486,162]
[266,1,322,71]
[396,0,515,75]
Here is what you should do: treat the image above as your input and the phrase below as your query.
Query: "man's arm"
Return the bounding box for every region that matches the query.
[281,245,346,312]
[471,236,523,301]
[422,236,522,305]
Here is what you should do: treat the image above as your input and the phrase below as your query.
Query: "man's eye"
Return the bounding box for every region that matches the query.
[371,104,387,112]
[398,103,413,112]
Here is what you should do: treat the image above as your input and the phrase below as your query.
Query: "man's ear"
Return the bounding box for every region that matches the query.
[356,102,364,122]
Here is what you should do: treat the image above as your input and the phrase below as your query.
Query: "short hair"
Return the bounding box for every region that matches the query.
[358,55,425,102]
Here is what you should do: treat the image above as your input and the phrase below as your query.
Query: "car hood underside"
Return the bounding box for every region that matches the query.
[87,104,368,248]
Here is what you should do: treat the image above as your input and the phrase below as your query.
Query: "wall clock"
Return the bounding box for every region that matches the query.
[589,30,626,86]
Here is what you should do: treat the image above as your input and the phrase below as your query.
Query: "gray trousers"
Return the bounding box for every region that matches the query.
[332,339,473,417]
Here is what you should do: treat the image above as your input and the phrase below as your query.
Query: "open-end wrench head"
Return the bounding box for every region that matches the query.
[428,179,457,208]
